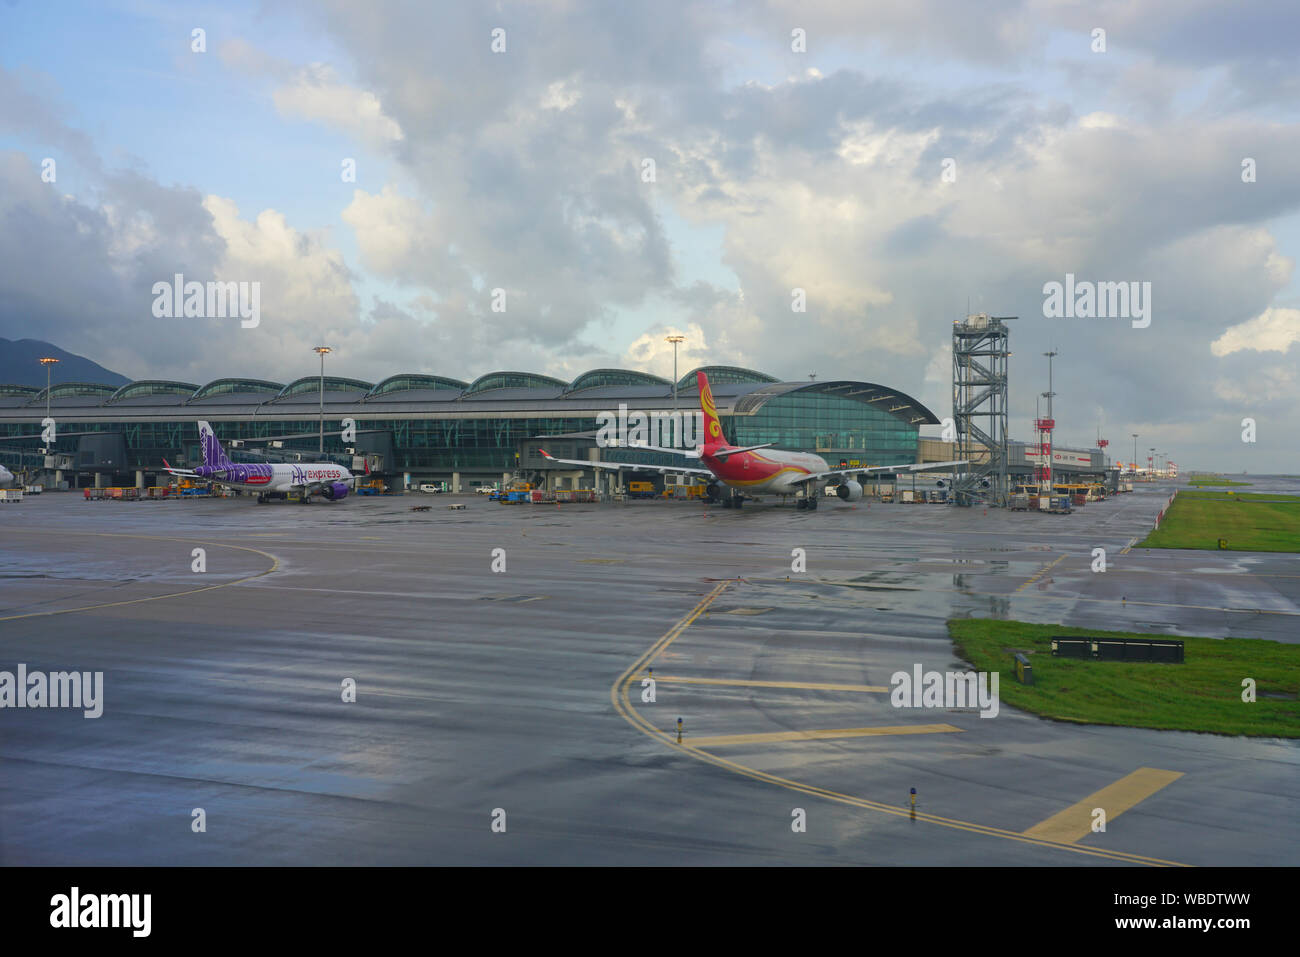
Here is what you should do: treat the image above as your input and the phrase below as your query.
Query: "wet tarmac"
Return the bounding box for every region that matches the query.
[0,480,1295,865]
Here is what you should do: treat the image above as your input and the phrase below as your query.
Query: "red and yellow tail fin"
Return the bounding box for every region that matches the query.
[697,370,730,449]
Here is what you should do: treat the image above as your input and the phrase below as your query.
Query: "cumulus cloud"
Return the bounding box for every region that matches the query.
[273,63,404,146]
[622,322,715,378]
[1211,307,1300,356]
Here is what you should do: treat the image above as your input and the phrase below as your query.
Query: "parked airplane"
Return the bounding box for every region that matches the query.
[0,464,16,488]
[164,421,362,503]
[539,371,966,509]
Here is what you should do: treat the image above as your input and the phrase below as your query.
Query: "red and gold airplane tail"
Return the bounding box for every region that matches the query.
[697,370,731,451]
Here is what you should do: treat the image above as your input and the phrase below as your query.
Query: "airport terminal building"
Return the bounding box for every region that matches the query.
[0,366,941,490]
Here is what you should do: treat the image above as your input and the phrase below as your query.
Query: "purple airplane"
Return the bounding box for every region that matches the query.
[164,421,363,504]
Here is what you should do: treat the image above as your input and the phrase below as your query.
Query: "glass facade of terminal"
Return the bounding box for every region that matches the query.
[0,366,932,480]
[733,393,919,466]
[1,405,918,475]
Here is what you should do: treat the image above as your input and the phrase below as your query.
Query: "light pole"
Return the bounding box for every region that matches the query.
[1131,433,1138,476]
[1149,447,1155,481]
[1042,351,1057,420]
[313,346,332,455]
[38,357,59,451]
[665,334,685,488]
[665,334,684,417]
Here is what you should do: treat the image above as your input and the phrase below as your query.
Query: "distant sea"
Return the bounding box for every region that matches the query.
[1186,474,1300,495]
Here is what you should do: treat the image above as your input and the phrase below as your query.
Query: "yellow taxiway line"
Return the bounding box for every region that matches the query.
[611,580,1189,867]
[681,724,962,748]
[653,675,890,693]
[1023,768,1185,844]
[1016,553,1066,592]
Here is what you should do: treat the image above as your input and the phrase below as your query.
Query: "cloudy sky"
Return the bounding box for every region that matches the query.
[1,0,1297,471]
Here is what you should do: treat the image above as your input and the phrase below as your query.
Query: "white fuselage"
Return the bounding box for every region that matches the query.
[198,461,353,493]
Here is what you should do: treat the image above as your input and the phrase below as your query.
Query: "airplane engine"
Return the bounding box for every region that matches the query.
[322,482,350,500]
[935,479,947,488]
[835,480,863,502]
[704,482,722,502]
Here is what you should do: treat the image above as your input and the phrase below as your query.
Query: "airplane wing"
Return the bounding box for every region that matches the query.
[538,449,714,478]
[786,459,971,485]
[622,442,702,459]
[706,443,774,460]
[620,441,773,460]
[161,458,201,478]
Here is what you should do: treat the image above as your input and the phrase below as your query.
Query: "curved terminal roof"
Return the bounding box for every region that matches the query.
[0,369,938,429]
[366,374,469,398]
[675,365,779,392]
[30,382,119,403]
[193,378,285,400]
[108,380,201,402]
[567,368,670,393]
[733,380,939,426]
[464,371,568,396]
[274,376,375,401]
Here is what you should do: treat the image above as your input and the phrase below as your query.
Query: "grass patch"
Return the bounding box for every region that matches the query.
[948,619,1299,737]
[1187,474,1252,487]
[1140,490,1300,552]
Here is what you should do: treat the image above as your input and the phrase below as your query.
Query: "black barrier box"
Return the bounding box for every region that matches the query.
[1054,636,1184,663]
[1050,637,1092,658]
[1014,652,1034,685]
[1095,638,1184,662]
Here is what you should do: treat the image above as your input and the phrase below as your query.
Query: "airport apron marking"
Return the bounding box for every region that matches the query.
[1023,768,1185,844]
[734,576,1300,619]
[683,725,963,748]
[654,676,891,693]
[1016,553,1067,591]
[611,580,1189,867]
[0,531,280,622]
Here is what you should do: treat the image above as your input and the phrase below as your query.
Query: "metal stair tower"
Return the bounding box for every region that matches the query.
[950,314,1013,506]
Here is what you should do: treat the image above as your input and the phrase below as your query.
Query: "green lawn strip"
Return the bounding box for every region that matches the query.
[1139,490,1300,552]
[1187,475,1251,487]
[947,619,1299,737]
